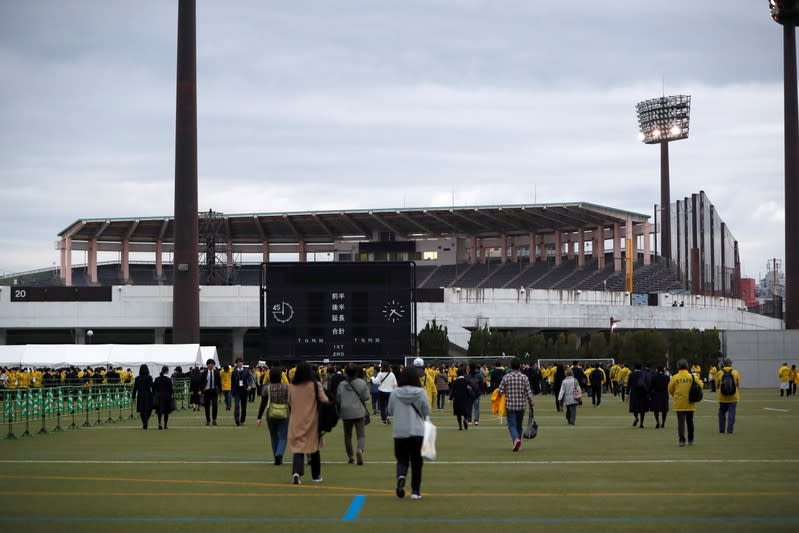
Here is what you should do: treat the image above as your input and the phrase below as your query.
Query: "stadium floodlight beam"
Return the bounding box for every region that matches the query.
[173,0,200,343]
[769,0,799,329]
[636,94,692,265]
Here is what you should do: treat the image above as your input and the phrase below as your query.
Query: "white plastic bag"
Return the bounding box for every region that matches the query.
[421,418,437,460]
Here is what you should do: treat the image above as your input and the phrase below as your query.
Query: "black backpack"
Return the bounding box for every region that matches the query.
[719,370,736,396]
[314,381,339,434]
[688,377,703,403]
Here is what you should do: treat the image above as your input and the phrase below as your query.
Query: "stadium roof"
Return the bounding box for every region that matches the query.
[59,203,650,244]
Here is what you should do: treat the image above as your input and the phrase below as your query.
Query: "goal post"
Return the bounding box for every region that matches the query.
[404,355,516,369]
[536,358,615,369]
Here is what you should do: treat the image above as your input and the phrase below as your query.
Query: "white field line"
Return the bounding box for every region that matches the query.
[763,407,790,412]
[1,459,798,465]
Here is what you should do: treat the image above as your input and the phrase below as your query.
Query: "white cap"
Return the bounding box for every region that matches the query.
[413,357,425,367]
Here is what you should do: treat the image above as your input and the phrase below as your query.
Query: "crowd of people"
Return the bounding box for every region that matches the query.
[5,354,797,497]
[0,366,134,390]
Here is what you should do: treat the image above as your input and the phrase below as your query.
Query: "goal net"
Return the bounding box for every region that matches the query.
[404,355,516,370]
[536,358,615,369]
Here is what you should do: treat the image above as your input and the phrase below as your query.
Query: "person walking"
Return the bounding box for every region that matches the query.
[589,363,605,406]
[434,367,449,410]
[449,367,472,430]
[371,363,397,424]
[232,358,254,426]
[552,364,565,412]
[650,366,670,429]
[387,367,431,500]
[257,367,290,465]
[468,363,485,425]
[497,358,534,452]
[336,363,370,465]
[716,358,741,434]
[288,363,328,484]
[778,362,791,397]
[557,368,580,425]
[628,363,651,428]
[668,359,702,447]
[201,359,221,426]
[220,364,233,411]
[152,365,173,430]
[131,364,154,430]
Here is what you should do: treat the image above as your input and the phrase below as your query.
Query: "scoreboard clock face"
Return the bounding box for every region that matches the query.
[263,262,414,360]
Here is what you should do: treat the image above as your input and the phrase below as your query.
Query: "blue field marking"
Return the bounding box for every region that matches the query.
[342,495,366,521]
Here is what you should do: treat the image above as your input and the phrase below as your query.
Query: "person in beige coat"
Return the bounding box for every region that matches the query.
[288,363,329,484]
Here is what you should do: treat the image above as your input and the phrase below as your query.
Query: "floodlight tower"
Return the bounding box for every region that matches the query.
[635,95,691,265]
[769,0,799,330]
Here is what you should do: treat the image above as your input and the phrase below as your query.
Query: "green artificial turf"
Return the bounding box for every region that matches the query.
[0,389,797,532]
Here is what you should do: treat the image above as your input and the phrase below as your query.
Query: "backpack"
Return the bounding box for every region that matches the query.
[688,377,703,403]
[314,381,339,434]
[719,370,736,396]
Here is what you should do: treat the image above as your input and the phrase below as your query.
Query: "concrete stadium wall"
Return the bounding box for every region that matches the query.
[722,330,799,389]
[0,286,784,358]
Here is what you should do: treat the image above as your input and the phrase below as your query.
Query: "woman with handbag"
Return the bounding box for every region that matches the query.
[557,368,580,425]
[387,367,431,500]
[257,367,290,465]
[153,365,174,430]
[336,363,371,465]
[131,364,154,430]
[288,363,329,484]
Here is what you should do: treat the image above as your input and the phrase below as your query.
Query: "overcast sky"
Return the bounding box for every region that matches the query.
[0,1,787,280]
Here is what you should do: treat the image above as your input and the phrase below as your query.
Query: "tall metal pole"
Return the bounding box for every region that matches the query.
[660,141,671,263]
[783,20,799,329]
[173,0,200,343]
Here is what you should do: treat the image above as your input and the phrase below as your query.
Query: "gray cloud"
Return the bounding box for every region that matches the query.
[0,1,787,282]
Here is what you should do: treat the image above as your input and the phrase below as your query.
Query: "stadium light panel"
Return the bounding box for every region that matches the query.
[635,95,691,144]
[770,0,799,24]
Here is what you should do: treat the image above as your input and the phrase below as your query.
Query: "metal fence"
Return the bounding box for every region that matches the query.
[0,380,190,439]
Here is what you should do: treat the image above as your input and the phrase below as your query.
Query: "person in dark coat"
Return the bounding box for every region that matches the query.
[189,367,202,411]
[650,366,670,429]
[131,364,154,430]
[628,363,651,428]
[552,364,566,412]
[153,365,174,430]
[449,367,472,430]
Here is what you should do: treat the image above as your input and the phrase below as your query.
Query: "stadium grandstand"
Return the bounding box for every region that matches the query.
[9,202,682,293]
[0,201,781,360]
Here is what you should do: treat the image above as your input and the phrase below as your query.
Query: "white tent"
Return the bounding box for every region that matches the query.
[0,344,205,377]
[200,346,220,367]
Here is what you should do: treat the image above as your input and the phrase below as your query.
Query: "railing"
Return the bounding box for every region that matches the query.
[0,380,190,439]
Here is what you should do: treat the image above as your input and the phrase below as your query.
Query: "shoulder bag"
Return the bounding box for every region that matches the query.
[314,380,339,434]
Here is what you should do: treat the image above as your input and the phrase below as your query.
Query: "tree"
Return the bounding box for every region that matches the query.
[586,332,608,358]
[467,325,490,355]
[417,319,449,357]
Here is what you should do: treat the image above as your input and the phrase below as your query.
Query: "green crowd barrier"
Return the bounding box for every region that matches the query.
[0,381,189,440]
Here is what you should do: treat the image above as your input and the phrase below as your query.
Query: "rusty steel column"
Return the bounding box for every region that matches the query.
[660,141,671,264]
[784,20,799,329]
[173,0,200,343]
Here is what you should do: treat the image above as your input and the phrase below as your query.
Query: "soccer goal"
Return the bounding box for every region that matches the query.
[404,355,516,369]
[537,358,615,369]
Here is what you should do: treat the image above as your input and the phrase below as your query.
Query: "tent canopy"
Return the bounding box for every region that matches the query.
[0,344,216,377]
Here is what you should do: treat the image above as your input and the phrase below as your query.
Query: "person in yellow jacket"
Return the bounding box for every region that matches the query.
[668,359,702,447]
[609,363,620,396]
[31,369,43,388]
[715,358,740,434]
[18,369,32,389]
[219,364,233,410]
[708,364,718,393]
[793,365,799,397]
[617,364,631,402]
[778,362,791,397]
